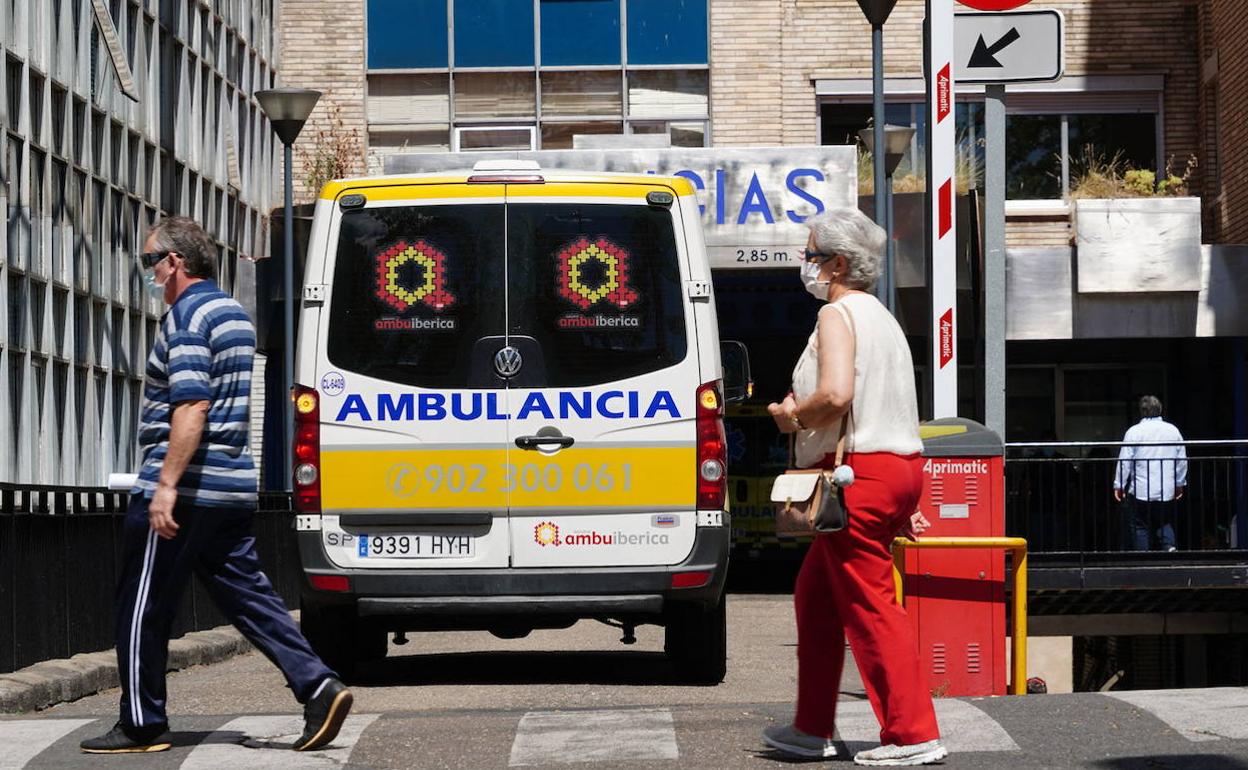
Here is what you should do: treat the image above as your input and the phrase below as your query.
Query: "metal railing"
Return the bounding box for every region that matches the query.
[1005,440,1248,553]
[0,485,299,675]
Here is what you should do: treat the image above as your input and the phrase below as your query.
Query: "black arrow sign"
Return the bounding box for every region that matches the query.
[968,27,1021,68]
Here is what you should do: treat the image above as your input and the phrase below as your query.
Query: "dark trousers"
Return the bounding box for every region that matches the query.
[1128,498,1177,551]
[115,496,334,729]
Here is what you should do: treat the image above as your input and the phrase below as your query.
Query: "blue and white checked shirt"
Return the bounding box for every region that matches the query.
[1114,417,1188,502]
[132,281,259,507]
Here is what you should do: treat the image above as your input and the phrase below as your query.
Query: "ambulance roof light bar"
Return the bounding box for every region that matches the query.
[468,158,544,184]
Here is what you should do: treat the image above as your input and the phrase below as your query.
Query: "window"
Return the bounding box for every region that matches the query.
[540,121,623,150]
[626,0,707,66]
[367,0,448,69]
[819,96,1159,201]
[506,202,687,386]
[541,71,621,117]
[454,73,534,119]
[540,0,620,67]
[454,0,535,68]
[328,204,506,389]
[1005,115,1061,199]
[455,126,535,151]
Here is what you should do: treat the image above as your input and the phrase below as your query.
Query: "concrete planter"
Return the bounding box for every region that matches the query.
[1072,197,1202,293]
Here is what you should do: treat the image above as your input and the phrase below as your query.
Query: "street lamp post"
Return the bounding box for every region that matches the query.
[855,0,900,306]
[859,124,917,314]
[256,87,320,492]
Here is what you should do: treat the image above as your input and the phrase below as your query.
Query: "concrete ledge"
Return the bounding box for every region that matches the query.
[0,625,253,714]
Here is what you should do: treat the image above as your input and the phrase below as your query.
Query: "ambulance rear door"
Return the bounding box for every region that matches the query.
[502,182,702,568]
[315,184,513,569]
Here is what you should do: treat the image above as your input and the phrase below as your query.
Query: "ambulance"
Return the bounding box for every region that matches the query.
[290,160,748,683]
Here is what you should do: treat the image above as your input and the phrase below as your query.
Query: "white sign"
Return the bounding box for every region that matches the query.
[385,147,858,270]
[928,0,959,418]
[955,10,1064,84]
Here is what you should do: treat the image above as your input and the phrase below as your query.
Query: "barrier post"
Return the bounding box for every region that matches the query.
[892,536,1029,695]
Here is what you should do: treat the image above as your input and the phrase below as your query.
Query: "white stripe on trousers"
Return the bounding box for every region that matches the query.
[128,528,159,727]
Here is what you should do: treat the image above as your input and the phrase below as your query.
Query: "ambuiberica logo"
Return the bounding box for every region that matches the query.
[555,236,642,330]
[532,521,670,548]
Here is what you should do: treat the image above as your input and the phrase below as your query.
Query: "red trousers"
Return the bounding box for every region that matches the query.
[793,451,940,746]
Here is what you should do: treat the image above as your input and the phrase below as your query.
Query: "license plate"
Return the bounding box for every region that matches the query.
[357,533,476,559]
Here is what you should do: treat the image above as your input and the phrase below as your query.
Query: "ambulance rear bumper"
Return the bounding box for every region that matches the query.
[297,523,729,613]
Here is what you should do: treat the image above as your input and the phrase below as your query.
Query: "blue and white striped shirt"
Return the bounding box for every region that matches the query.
[133,281,259,507]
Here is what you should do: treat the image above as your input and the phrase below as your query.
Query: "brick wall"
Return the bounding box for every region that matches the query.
[712,0,1201,171]
[277,0,367,202]
[1204,0,1248,243]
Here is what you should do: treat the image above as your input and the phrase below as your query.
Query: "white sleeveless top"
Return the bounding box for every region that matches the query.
[790,293,922,467]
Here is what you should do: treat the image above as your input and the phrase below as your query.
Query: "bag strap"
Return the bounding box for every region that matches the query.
[829,300,858,463]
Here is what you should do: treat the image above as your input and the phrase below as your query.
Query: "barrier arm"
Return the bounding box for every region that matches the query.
[891,536,1029,696]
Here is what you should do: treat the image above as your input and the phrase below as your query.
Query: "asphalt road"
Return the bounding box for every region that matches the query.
[7,594,1248,769]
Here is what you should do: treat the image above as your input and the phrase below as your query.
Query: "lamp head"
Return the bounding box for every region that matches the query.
[855,0,899,27]
[858,124,918,176]
[256,88,322,145]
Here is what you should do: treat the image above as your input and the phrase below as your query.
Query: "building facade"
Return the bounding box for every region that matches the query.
[0,1,281,486]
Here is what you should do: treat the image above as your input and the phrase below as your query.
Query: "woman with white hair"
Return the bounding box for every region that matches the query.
[761,208,947,766]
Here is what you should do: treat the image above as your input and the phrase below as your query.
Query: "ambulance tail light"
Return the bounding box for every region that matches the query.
[292,384,321,514]
[696,381,727,511]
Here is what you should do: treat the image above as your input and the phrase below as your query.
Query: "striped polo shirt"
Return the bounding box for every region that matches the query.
[133,281,259,507]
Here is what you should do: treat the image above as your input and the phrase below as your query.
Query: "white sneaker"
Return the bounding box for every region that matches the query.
[853,739,948,766]
[761,723,838,758]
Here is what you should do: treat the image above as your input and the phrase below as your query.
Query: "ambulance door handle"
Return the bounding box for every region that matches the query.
[515,435,575,450]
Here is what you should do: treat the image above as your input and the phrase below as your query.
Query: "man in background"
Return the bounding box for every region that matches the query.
[1114,395,1187,552]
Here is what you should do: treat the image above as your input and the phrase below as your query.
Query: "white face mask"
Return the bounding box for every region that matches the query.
[143,267,166,302]
[800,260,830,301]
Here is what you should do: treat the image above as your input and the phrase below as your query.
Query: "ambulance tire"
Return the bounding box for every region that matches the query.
[300,599,387,680]
[663,593,727,685]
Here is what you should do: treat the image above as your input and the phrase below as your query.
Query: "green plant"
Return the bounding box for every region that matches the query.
[296,102,363,199]
[856,131,982,196]
[1070,146,1197,199]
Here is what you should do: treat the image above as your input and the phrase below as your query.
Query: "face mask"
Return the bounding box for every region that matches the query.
[143,268,166,302]
[801,260,830,301]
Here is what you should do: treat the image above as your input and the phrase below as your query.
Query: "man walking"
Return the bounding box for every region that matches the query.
[1113,395,1187,552]
[81,217,352,754]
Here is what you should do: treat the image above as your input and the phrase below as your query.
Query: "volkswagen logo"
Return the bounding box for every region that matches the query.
[494,345,523,378]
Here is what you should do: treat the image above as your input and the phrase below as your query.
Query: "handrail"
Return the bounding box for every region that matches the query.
[1007,439,1248,449]
[891,536,1029,696]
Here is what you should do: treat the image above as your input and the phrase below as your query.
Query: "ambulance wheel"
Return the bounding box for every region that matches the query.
[300,599,385,680]
[664,594,727,685]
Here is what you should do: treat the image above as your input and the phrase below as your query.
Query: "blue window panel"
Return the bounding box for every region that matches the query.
[626,0,707,65]
[540,0,620,66]
[368,0,448,69]
[454,0,535,68]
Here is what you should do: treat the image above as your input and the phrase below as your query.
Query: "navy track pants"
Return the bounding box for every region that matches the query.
[115,496,334,729]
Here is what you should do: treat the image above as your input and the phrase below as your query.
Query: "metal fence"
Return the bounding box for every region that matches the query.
[1005,440,1248,553]
[0,485,299,675]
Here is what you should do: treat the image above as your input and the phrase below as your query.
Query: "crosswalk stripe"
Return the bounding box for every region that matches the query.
[832,699,1020,753]
[177,714,380,769]
[0,719,96,770]
[1105,687,1248,742]
[509,708,678,766]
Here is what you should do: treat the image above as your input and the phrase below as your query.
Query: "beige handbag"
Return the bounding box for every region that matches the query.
[770,421,849,536]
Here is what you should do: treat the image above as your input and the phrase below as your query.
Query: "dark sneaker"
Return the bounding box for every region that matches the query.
[80,721,172,753]
[294,678,353,751]
[761,723,838,758]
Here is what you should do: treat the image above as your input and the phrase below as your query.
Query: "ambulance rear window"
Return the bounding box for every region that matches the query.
[326,203,505,389]
[506,202,687,387]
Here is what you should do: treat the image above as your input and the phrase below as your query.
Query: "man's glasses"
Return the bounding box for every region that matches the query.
[138,251,171,269]
[801,248,835,263]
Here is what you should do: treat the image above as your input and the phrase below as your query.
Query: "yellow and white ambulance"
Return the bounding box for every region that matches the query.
[291,161,748,683]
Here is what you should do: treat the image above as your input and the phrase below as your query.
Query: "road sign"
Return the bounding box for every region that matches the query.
[955,10,1064,83]
[956,0,1032,10]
